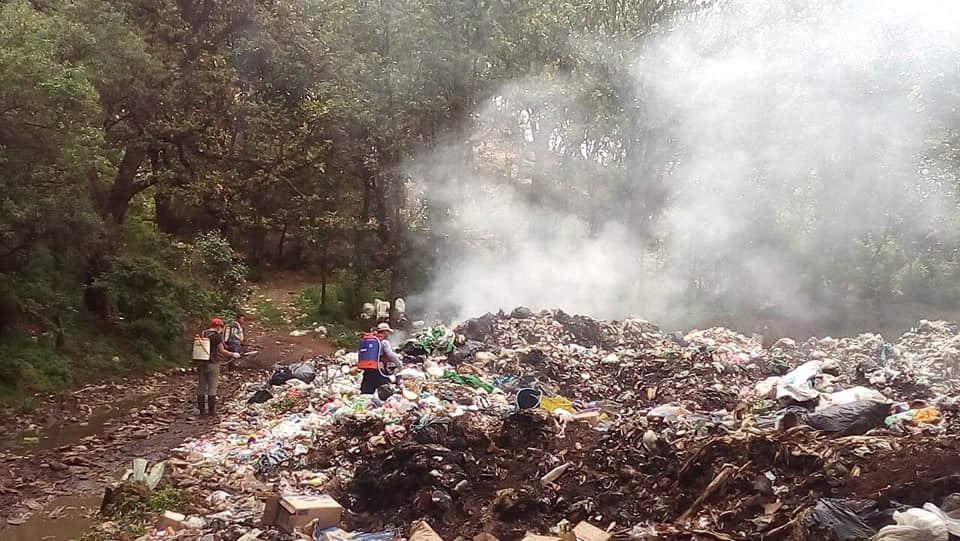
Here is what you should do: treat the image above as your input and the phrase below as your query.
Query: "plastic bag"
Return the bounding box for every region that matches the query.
[413,416,451,444]
[776,360,822,402]
[290,362,317,383]
[755,376,781,398]
[540,395,574,413]
[913,407,941,424]
[447,340,484,365]
[921,503,960,537]
[457,312,497,341]
[424,360,444,378]
[398,368,426,380]
[516,388,543,410]
[269,366,294,386]
[247,387,273,404]
[874,507,949,541]
[820,387,888,409]
[648,405,692,420]
[510,306,535,319]
[806,498,878,541]
[802,400,891,436]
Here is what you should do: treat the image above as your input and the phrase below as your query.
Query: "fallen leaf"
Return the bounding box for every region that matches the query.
[763,501,782,515]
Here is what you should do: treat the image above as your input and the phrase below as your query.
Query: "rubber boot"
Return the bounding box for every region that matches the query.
[197,394,207,416]
[207,395,217,417]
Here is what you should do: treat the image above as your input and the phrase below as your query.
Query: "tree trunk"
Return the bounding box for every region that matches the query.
[277,222,288,259]
[320,239,329,308]
[352,170,375,306]
[104,147,149,230]
[85,146,150,319]
[154,191,180,234]
[54,313,65,353]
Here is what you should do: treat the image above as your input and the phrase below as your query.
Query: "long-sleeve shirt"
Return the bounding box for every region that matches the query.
[380,338,401,365]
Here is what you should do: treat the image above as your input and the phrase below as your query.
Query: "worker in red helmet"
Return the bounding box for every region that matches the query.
[195,318,239,416]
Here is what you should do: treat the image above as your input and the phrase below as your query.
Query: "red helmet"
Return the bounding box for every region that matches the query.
[211,318,224,327]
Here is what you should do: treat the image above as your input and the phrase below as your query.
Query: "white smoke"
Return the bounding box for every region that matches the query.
[407,0,960,333]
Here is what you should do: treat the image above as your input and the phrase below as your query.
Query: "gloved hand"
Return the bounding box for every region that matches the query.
[232,352,241,359]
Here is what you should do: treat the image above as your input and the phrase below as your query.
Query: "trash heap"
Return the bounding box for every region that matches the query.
[105,310,960,541]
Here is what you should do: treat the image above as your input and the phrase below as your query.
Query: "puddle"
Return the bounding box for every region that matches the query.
[0,495,99,541]
[3,393,161,453]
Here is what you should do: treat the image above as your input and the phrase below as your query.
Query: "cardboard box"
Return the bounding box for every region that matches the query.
[573,522,610,541]
[276,494,343,532]
[520,536,562,541]
[156,511,186,531]
[237,530,263,541]
[408,521,444,541]
[321,527,355,541]
[260,493,281,527]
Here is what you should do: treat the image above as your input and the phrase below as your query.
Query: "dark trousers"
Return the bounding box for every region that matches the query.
[360,369,391,394]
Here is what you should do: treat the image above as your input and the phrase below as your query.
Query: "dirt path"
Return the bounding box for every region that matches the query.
[249,271,336,364]
[0,273,333,535]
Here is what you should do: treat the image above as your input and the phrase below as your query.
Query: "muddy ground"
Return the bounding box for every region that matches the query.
[0,276,333,533]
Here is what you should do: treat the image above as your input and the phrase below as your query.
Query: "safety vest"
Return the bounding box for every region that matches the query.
[357,333,382,370]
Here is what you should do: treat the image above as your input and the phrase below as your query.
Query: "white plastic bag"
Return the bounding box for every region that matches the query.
[755,376,781,397]
[922,503,960,536]
[819,386,888,410]
[398,368,426,380]
[776,360,822,402]
[647,405,691,420]
[873,507,948,541]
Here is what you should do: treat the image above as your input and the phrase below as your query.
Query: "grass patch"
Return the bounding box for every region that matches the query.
[14,397,39,415]
[101,483,181,520]
[292,285,324,326]
[84,483,180,541]
[326,322,361,350]
[254,298,287,329]
[291,285,362,349]
[0,315,185,405]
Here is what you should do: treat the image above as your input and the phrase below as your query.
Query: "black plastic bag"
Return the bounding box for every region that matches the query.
[269,363,316,385]
[806,499,879,541]
[247,388,273,404]
[413,416,451,444]
[516,388,543,410]
[447,340,484,365]
[290,362,316,384]
[802,400,891,436]
[856,360,882,384]
[807,498,908,540]
[269,366,294,386]
[458,312,497,341]
[510,306,535,319]
[377,384,396,401]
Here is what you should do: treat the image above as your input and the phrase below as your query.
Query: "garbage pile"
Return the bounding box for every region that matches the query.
[100,310,960,541]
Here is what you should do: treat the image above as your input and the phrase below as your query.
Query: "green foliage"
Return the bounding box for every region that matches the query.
[254,299,287,329]
[293,272,388,325]
[5,0,960,404]
[290,273,385,349]
[101,483,181,520]
[14,396,38,415]
[95,229,248,355]
[326,322,362,350]
[0,335,73,394]
[183,231,249,314]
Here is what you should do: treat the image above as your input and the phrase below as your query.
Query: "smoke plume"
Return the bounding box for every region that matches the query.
[407,0,960,336]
